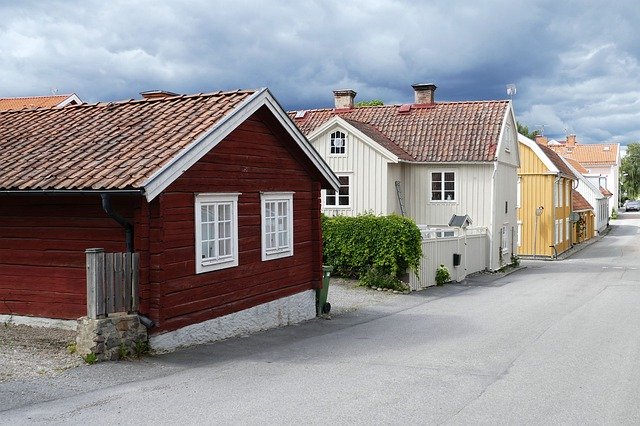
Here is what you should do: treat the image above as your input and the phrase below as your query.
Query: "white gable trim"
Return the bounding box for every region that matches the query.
[518,133,559,173]
[143,88,339,201]
[57,93,82,107]
[496,102,520,167]
[560,156,605,200]
[308,116,400,163]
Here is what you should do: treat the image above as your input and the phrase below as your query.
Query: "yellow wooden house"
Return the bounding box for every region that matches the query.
[517,134,577,258]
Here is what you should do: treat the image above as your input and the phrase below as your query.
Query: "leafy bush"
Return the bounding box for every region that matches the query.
[435,264,450,286]
[322,213,422,281]
[510,254,520,267]
[359,267,410,291]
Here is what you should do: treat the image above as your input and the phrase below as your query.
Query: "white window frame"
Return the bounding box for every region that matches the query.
[195,193,240,274]
[555,181,561,208]
[500,225,509,254]
[516,177,521,208]
[565,181,570,207]
[324,174,351,208]
[566,217,570,242]
[261,192,294,261]
[517,221,522,247]
[555,219,561,245]
[330,131,346,156]
[430,171,456,202]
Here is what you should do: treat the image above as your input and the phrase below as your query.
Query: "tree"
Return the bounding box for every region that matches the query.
[355,99,383,107]
[620,143,640,200]
[517,122,539,139]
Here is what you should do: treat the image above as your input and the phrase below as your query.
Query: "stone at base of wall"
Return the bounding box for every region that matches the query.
[76,313,148,362]
[150,289,316,353]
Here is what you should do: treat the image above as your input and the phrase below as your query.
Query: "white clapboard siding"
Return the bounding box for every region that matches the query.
[312,125,394,217]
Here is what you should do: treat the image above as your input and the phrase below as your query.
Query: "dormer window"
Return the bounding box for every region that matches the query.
[330,131,346,155]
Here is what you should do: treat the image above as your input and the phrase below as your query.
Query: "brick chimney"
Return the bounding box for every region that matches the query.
[140,90,179,99]
[412,83,437,104]
[566,134,576,147]
[535,135,548,146]
[333,90,356,109]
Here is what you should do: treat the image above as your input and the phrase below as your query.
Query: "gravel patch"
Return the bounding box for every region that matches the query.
[0,323,82,383]
[0,278,400,382]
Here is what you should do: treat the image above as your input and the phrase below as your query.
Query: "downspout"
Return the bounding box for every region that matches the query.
[488,161,498,270]
[100,193,134,252]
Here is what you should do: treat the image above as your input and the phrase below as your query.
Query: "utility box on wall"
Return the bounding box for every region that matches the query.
[453,253,462,267]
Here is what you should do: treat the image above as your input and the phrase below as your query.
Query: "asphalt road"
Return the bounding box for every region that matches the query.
[2,214,640,424]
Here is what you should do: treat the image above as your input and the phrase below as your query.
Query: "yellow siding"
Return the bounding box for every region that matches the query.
[517,142,573,257]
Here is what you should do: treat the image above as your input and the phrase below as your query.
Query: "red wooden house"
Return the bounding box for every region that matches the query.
[0,88,338,351]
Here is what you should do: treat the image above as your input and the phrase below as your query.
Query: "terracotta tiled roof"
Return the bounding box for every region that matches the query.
[342,118,414,161]
[565,157,589,174]
[289,100,510,162]
[600,186,613,197]
[537,143,577,179]
[0,90,255,191]
[572,191,593,212]
[548,142,619,165]
[0,94,76,110]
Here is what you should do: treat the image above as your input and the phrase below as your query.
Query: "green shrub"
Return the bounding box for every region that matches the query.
[359,267,410,291]
[322,213,422,280]
[510,254,520,267]
[611,208,618,219]
[83,353,97,365]
[435,264,450,286]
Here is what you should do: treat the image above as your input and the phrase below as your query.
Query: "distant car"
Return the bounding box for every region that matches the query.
[626,200,640,212]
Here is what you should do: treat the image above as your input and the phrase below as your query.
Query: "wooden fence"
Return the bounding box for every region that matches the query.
[85,248,139,319]
[409,227,488,290]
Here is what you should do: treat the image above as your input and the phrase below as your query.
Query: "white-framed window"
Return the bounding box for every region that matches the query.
[566,217,570,242]
[261,192,294,261]
[517,221,522,247]
[516,177,521,208]
[555,219,561,245]
[500,225,509,254]
[565,181,570,206]
[195,193,240,274]
[431,171,456,202]
[330,131,346,155]
[325,175,350,207]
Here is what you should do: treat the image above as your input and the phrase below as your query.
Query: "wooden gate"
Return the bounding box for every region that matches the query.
[85,248,139,319]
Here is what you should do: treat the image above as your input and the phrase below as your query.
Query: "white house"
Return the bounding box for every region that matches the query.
[561,156,610,235]
[291,84,520,271]
[546,135,621,209]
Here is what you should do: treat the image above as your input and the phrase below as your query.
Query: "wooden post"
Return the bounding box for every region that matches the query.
[131,253,140,313]
[85,248,105,319]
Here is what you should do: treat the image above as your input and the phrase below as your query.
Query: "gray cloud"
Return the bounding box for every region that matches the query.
[1,0,639,145]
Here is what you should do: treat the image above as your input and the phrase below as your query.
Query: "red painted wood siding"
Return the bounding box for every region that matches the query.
[150,107,323,333]
[0,195,136,319]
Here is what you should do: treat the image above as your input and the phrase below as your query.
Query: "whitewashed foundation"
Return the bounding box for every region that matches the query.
[150,290,316,353]
[0,314,77,330]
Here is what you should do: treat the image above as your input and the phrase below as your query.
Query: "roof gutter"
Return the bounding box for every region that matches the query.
[0,189,144,196]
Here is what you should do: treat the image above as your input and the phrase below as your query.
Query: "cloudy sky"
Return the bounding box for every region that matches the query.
[2,0,639,145]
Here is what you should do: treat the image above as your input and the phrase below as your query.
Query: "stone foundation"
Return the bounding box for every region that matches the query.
[76,313,148,362]
[150,290,316,353]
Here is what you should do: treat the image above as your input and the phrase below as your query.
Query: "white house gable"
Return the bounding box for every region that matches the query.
[307,117,399,217]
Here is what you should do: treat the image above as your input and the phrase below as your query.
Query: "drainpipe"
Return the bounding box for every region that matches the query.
[488,161,498,270]
[100,193,134,252]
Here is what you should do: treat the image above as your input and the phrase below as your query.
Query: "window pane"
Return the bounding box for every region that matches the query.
[432,192,442,200]
[201,206,208,222]
[432,181,441,191]
[444,172,454,181]
[432,172,442,182]
[326,194,336,205]
[201,223,208,240]
[339,176,349,185]
[444,182,454,190]
[445,191,454,201]
[339,195,349,205]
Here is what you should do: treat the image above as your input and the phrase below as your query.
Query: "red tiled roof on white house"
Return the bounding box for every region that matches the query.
[0,93,82,110]
[289,84,510,163]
